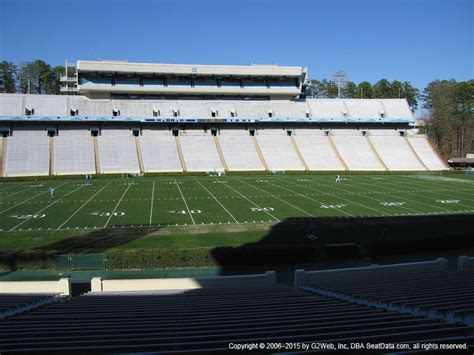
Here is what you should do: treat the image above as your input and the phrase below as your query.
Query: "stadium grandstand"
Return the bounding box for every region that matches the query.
[0,60,448,177]
[1,60,472,353]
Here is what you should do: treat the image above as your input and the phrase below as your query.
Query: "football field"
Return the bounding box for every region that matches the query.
[0,173,473,251]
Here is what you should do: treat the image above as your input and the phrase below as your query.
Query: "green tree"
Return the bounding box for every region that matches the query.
[357,81,373,98]
[342,81,357,98]
[18,60,63,94]
[0,61,17,93]
[400,81,419,111]
[422,79,473,158]
[372,79,391,98]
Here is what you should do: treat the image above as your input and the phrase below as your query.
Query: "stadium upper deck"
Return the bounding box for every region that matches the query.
[61,60,307,100]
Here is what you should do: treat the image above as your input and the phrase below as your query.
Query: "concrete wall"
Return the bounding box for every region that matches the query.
[0,278,71,296]
[91,271,276,292]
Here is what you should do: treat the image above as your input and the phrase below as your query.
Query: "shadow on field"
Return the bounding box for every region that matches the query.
[0,227,162,272]
[211,213,474,280]
[34,227,163,254]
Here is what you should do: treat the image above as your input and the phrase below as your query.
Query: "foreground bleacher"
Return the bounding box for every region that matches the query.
[297,257,474,326]
[0,261,473,353]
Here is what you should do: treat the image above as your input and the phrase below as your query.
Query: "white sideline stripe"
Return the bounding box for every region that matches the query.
[0,182,69,216]
[299,177,421,215]
[149,180,155,226]
[270,180,355,217]
[175,179,195,225]
[223,182,280,222]
[195,179,239,223]
[240,179,314,217]
[104,183,133,228]
[10,184,83,231]
[57,182,112,230]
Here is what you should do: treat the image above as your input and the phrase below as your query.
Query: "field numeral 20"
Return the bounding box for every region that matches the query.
[13,214,46,220]
[250,207,274,212]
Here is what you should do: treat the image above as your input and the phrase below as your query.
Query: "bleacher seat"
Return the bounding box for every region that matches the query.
[218,129,264,171]
[331,130,384,170]
[98,128,140,173]
[54,128,96,175]
[407,137,448,170]
[5,128,49,177]
[0,283,471,352]
[293,129,345,170]
[179,130,224,171]
[368,130,425,170]
[140,129,182,172]
[256,128,305,171]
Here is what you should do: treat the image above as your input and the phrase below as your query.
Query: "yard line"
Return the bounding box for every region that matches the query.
[240,179,314,217]
[57,182,112,230]
[351,178,450,212]
[0,184,22,192]
[0,184,37,198]
[390,175,474,204]
[10,184,83,231]
[269,180,356,217]
[298,177,422,215]
[0,182,69,216]
[175,179,195,225]
[104,182,133,228]
[149,180,156,226]
[195,179,239,223]
[223,182,280,222]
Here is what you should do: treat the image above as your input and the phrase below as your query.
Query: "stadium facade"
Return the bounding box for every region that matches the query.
[0,60,448,177]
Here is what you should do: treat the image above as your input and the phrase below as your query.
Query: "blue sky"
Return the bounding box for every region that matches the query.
[0,0,472,93]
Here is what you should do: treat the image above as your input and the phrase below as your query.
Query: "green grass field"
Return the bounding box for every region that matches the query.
[0,173,473,253]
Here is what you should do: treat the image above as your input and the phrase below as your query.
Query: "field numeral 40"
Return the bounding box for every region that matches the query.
[170,210,202,214]
[250,207,274,212]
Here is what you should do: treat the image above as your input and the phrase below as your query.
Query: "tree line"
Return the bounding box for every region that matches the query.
[0,60,64,95]
[422,80,473,159]
[0,59,472,158]
[306,79,420,110]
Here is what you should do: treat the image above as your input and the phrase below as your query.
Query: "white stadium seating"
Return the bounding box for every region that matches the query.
[331,130,385,170]
[54,128,96,175]
[218,129,264,170]
[179,130,224,171]
[344,99,385,119]
[407,137,448,170]
[307,99,347,118]
[255,128,304,170]
[98,128,140,173]
[293,129,345,170]
[140,129,182,172]
[5,128,50,176]
[368,130,425,170]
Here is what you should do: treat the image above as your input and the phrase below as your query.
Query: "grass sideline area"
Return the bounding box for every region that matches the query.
[0,173,473,270]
